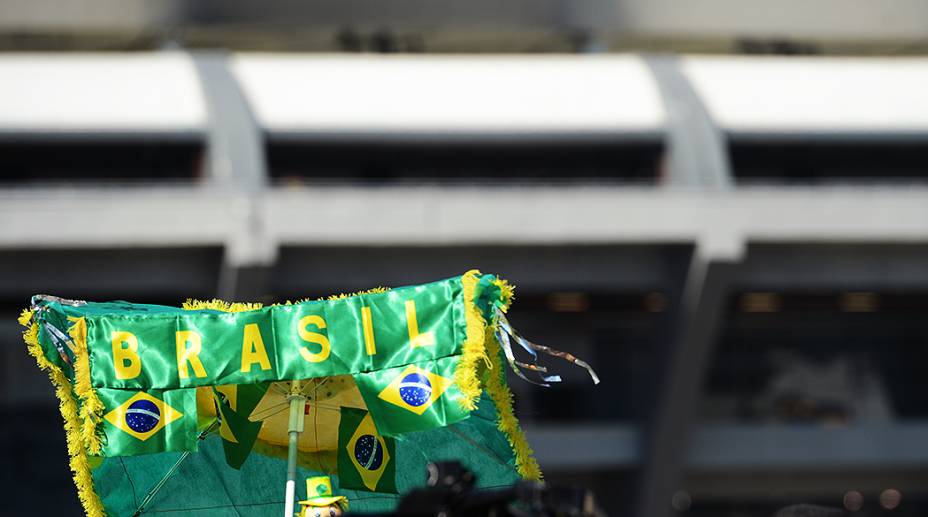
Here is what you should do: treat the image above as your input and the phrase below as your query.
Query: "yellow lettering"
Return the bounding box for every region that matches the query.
[176,330,207,379]
[298,315,330,363]
[241,323,272,373]
[405,300,435,349]
[361,306,376,355]
[111,331,141,380]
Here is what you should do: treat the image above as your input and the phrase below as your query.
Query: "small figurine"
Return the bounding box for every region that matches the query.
[298,476,349,517]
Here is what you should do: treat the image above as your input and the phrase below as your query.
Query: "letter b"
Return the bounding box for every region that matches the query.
[111,331,141,380]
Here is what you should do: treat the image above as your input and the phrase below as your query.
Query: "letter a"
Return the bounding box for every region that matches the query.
[241,323,272,373]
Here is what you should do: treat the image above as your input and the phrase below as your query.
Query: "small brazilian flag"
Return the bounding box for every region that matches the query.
[99,388,198,456]
[353,356,468,436]
[337,407,396,493]
[212,383,269,469]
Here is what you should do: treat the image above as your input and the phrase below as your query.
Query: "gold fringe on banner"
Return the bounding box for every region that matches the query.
[483,326,543,481]
[324,287,390,301]
[182,299,265,312]
[19,309,106,517]
[455,269,491,411]
[456,271,541,480]
[492,278,515,312]
[69,316,105,456]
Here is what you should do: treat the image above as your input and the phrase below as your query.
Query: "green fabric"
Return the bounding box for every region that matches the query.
[38,312,79,374]
[473,274,507,318]
[213,388,264,470]
[28,275,487,460]
[92,394,519,516]
[233,382,272,418]
[337,407,397,494]
[24,273,532,516]
[46,277,465,390]
[353,355,469,437]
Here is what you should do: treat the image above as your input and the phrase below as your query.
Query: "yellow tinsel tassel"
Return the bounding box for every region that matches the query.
[20,309,106,517]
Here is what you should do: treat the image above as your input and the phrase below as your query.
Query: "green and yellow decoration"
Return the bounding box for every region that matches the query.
[298,476,348,517]
[20,270,598,516]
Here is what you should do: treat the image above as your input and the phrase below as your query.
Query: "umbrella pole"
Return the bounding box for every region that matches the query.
[285,380,307,517]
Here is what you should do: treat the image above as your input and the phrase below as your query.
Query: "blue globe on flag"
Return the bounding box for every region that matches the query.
[125,399,160,433]
[398,372,432,407]
[354,434,383,470]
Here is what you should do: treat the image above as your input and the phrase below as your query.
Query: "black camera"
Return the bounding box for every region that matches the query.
[386,461,602,517]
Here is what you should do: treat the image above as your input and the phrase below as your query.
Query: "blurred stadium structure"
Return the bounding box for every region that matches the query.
[2,2,928,516]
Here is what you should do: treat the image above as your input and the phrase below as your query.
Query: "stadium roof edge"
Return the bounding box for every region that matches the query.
[1,52,928,137]
[682,55,928,135]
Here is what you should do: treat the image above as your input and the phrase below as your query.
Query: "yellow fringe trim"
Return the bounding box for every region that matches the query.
[492,278,515,313]
[69,316,105,456]
[183,287,392,313]
[324,287,390,301]
[20,309,106,517]
[483,327,543,481]
[455,269,489,411]
[454,270,540,480]
[182,299,264,312]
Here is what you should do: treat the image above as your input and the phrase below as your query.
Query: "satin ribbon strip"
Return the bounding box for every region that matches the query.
[43,321,75,368]
[494,308,600,386]
[494,326,553,387]
[521,339,600,385]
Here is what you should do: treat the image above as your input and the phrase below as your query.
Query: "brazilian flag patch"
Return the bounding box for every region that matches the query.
[103,391,184,442]
[337,407,397,493]
[351,356,469,437]
[377,365,453,415]
[98,387,199,456]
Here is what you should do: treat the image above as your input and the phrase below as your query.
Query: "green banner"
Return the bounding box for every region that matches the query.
[49,277,465,390]
[19,271,554,517]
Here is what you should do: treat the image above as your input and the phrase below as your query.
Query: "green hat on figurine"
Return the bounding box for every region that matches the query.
[298,476,348,517]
